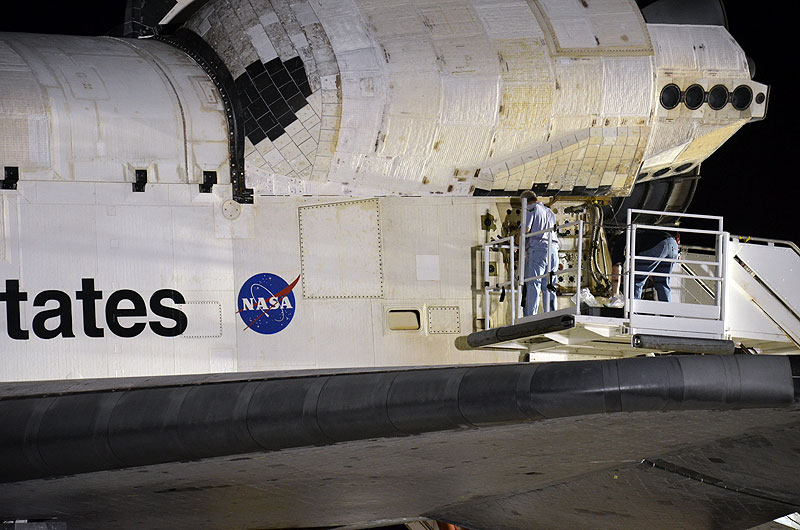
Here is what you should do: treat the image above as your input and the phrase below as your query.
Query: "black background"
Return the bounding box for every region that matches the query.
[1,2,794,242]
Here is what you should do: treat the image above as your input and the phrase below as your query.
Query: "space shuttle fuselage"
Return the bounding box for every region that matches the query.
[1,0,767,198]
[0,0,769,381]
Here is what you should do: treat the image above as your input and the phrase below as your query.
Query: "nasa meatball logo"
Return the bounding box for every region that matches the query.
[237,273,300,334]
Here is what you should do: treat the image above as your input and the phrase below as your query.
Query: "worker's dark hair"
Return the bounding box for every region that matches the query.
[520,190,537,201]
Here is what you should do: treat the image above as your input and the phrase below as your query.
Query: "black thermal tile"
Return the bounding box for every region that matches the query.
[234,74,250,91]
[284,56,304,73]
[268,97,291,118]
[287,93,307,113]
[279,80,302,100]
[268,67,292,89]
[571,186,588,196]
[244,83,260,103]
[257,112,279,132]
[245,60,266,78]
[265,57,284,75]
[266,125,285,142]
[276,111,297,128]
[248,127,267,146]
[288,66,307,83]
[259,82,281,103]
[297,80,312,98]
[248,97,269,120]
[253,73,277,93]
[597,185,612,194]
[244,117,257,135]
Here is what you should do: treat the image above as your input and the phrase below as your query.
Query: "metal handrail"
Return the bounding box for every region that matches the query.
[629,255,721,266]
[680,263,716,300]
[482,233,517,330]
[482,202,583,330]
[731,235,800,256]
[636,225,725,236]
[630,208,725,222]
[625,208,726,322]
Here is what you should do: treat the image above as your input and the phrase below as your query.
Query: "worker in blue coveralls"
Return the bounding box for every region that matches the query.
[609,230,678,303]
[521,191,559,316]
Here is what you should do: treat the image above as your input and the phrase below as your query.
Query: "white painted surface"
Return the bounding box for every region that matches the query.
[0,34,230,186]
[172,0,763,196]
[416,255,440,282]
[0,189,521,382]
[735,243,800,315]
[298,199,383,298]
[726,241,800,347]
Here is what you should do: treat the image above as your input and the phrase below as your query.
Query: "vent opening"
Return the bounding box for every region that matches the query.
[388,309,421,331]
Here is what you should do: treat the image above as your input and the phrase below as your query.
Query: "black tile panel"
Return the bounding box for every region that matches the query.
[252,71,273,91]
[264,57,284,75]
[277,111,296,128]
[259,83,281,103]
[236,57,313,148]
[248,98,269,121]
[266,126,284,142]
[284,56,304,73]
[243,117,257,135]
[257,112,279,132]
[268,97,291,119]
[248,127,267,146]
[244,84,260,103]
[268,67,292,89]
[287,93,307,113]
[245,60,266,78]
[298,80,312,98]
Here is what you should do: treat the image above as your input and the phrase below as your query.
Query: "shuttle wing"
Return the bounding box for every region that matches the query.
[2,355,799,529]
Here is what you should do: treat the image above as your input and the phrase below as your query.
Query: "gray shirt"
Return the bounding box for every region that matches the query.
[526,201,559,248]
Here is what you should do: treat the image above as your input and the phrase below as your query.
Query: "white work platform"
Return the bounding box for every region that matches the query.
[472,209,800,359]
[465,306,735,358]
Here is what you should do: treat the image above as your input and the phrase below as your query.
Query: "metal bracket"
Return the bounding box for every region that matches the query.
[132,169,147,192]
[199,170,217,193]
[2,166,19,190]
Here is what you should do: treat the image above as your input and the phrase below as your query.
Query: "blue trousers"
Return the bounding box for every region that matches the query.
[524,243,558,316]
[633,236,679,301]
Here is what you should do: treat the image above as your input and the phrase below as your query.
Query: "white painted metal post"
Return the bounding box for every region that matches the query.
[510,238,516,325]
[625,209,633,318]
[518,197,528,320]
[576,219,584,316]
[484,244,490,330]
[545,230,553,312]
[720,232,729,326]
[629,223,637,315]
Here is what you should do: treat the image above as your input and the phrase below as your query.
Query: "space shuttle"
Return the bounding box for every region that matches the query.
[1,1,798,529]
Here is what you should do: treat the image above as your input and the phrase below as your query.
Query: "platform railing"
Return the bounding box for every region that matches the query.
[482,235,517,330]
[625,209,727,339]
[481,200,585,330]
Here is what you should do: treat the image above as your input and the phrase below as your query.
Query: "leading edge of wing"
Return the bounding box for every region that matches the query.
[1,355,798,483]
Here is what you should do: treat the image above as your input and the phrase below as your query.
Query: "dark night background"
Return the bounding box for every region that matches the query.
[1,2,794,242]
